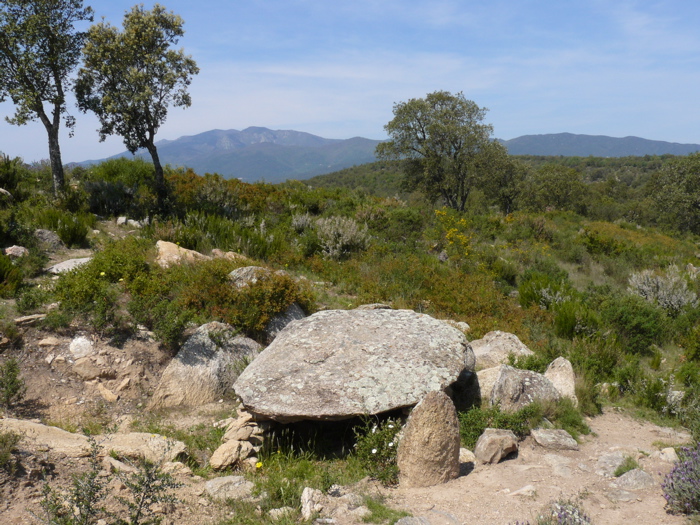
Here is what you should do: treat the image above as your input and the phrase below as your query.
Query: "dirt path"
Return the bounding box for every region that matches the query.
[385,410,691,524]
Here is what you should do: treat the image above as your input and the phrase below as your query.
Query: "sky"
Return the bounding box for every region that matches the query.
[2,0,700,163]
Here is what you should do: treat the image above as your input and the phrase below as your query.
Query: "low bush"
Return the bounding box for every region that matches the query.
[628,265,697,316]
[353,417,402,486]
[0,430,21,474]
[314,215,369,260]
[0,253,22,298]
[613,455,639,477]
[0,358,26,410]
[662,441,700,515]
[601,294,667,355]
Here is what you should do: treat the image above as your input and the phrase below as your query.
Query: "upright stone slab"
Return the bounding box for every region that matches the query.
[490,365,561,412]
[544,356,578,406]
[234,309,474,422]
[149,322,261,409]
[397,391,460,488]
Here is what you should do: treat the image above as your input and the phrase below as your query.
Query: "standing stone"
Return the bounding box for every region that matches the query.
[397,391,460,488]
[544,357,578,406]
[474,428,518,464]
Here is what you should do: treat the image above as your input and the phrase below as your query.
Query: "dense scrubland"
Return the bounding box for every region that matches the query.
[2,151,700,522]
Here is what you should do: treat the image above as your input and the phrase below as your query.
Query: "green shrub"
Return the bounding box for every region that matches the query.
[601,294,667,355]
[314,215,369,260]
[0,358,26,409]
[16,284,52,313]
[34,208,92,248]
[0,430,21,474]
[353,417,402,486]
[614,455,639,477]
[518,271,571,310]
[553,301,599,339]
[0,253,22,298]
[628,265,697,316]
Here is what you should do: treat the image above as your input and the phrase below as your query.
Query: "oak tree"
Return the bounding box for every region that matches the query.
[376,91,495,212]
[76,4,198,208]
[0,0,93,195]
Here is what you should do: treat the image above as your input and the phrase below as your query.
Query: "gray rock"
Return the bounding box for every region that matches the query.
[469,331,534,370]
[596,450,629,477]
[613,468,656,490]
[205,475,255,501]
[4,245,28,258]
[354,303,392,310]
[476,365,503,404]
[229,265,287,288]
[234,309,473,422]
[397,391,460,488]
[69,336,95,359]
[149,322,261,409]
[116,216,128,225]
[474,428,518,464]
[396,510,461,524]
[490,365,561,412]
[531,428,579,451]
[35,229,64,250]
[265,302,306,342]
[47,257,92,274]
[544,356,578,406]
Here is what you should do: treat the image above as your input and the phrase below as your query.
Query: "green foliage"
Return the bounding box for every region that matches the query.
[82,158,156,218]
[353,417,402,486]
[0,430,21,474]
[458,404,543,449]
[520,164,590,214]
[651,152,700,234]
[613,456,639,477]
[376,90,498,212]
[0,0,93,195]
[601,294,667,355]
[0,253,22,297]
[0,358,25,409]
[76,4,199,201]
[34,208,92,247]
[362,495,411,524]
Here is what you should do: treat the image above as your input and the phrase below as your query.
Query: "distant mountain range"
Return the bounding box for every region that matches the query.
[80,127,381,184]
[500,133,700,157]
[80,128,700,182]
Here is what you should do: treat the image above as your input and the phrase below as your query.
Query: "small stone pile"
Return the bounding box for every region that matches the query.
[209,409,271,470]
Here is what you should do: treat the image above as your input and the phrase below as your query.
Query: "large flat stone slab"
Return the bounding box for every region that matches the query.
[234,309,473,422]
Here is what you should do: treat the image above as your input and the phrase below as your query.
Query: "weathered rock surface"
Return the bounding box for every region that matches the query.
[228,265,287,288]
[531,428,579,451]
[234,309,474,422]
[69,336,95,359]
[205,476,255,502]
[596,450,631,477]
[4,245,28,258]
[149,322,261,409]
[265,302,306,342]
[545,356,578,406]
[474,428,518,464]
[35,229,64,250]
[300,486,370,522]
[155,240,211,268]
[469,331,534,370]
[490,365,561,412]
[46,257,92,274]
[613,468,656,490]
[397,391,460,488]
[0,419,185,462]
[476,365,503,403]
[396,511,461,525]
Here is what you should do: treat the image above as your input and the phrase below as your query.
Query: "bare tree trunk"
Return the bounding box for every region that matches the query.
[145,140,166,211]
[37,107,65,196]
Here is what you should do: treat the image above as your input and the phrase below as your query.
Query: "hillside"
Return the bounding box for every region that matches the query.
[502,132,700,157]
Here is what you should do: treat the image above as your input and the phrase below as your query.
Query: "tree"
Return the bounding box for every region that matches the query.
[0,0,93,196]
[649,153,700,234]
[376,91,496,212]
[520,164,590,215]
[476,141,530,215]
[75,4,198,208]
